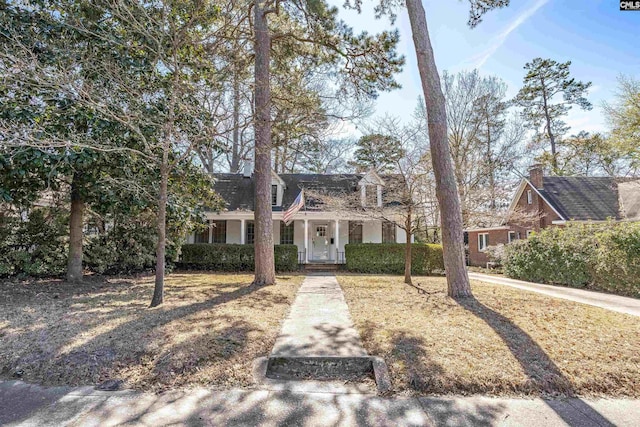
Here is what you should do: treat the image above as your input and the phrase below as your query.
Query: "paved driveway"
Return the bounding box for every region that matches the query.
[468,272,640,317]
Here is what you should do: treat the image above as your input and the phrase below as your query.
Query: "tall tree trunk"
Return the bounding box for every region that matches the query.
[541,78,558,172]
[66,173,84,282]
[404,211,412,285]
[231,65,241,173]
[253,1,275,286]
[151,158,168,307]
[406,0,472,298]
[486,116,496,209]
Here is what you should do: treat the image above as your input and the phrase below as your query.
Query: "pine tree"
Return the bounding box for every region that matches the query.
[514,58,592,173]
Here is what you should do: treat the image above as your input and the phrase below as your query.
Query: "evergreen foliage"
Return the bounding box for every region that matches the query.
[514,58,592,172]
[503,222,640,297]
[179,244,299,272]
[344,243,444,275]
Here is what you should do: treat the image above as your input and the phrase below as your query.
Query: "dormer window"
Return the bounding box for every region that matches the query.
[358,169,384,208]
[366,185,378,207]
[272,185,278,206]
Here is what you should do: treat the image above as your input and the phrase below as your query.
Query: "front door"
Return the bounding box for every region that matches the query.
[312,224,329,261]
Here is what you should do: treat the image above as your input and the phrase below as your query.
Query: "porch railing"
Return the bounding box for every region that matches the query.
[297,249,307,264]
[336,250,346,264]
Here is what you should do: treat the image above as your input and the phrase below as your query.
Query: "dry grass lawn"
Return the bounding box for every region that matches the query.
[0,272,303,391]
[338,274,640,397]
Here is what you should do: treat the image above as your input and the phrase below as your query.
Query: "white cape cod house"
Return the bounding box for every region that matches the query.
[187,169,411,264]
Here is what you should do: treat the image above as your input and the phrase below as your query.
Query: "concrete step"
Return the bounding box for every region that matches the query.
[254,356,390,394]
[303,264,340,271]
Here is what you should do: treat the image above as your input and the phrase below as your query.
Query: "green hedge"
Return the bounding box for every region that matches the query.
[344,243,444,275]
[180,244,298,272]
[503,222,640,298]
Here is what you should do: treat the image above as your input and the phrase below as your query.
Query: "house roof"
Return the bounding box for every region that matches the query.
[506,175,640,223]
[539,176,621,221]
[212,173,363,212]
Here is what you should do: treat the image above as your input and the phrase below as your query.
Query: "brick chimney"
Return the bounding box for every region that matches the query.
[529,164,544,189]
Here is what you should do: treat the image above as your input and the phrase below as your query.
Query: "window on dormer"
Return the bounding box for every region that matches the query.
[365,185,378,207]
[272,185,278,206]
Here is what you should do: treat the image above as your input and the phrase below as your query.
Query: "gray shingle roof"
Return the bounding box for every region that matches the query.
[212,173,362,212]
[539,176,621,221]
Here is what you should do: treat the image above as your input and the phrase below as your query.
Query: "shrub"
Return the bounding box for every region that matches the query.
[179,244,298,272]
[344,243,444,275]
[0,209,68,277]
[503,222,640,297]
[85,223,158,274]
[484,244,506,266]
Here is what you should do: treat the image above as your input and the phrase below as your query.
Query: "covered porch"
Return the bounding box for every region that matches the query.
[187,212,408,264]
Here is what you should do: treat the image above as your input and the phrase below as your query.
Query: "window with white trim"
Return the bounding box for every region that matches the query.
[280,221,294,244]
[349,221,363,244]
[478,233,489,252]
[194,221,210,243]
[271,185,278,206]
[382,221,396,243]
[527,189,533,204]
[508,231,518,243]
[211,220,226,243]
[246,221,255,244]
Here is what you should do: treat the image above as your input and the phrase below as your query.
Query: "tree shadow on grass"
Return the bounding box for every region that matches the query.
[1,280,292,390]
[457,296,616,426]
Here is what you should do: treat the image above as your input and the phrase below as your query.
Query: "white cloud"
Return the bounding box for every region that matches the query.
[465,0,551,69]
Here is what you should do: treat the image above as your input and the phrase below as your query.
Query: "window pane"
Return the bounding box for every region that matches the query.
[194,221,209,243]
[349,221,363,244]
[280,221,294,244]
[212,220,226,243]
[366,186,377,207]
[382,221,396,243]
[246,221,255,244]
[272,185,278,206]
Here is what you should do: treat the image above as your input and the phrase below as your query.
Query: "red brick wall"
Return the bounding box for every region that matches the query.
[468,229,510,267]
[509,183,561,233]
[467,181,566,267]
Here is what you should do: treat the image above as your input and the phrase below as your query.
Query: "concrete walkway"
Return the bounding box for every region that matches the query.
[270,273,367,357]
[468,272,640,317]
[2,380,640,426]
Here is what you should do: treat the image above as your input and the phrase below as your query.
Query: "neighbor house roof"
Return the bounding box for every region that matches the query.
[538,176,621,221]
[505,175,640,223]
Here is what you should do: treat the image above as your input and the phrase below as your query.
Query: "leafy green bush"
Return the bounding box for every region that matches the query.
[0,209,68,277]
[85,222,158,274]
[503,222,640,297]
[179,244,299,272]
[344,243,444,275]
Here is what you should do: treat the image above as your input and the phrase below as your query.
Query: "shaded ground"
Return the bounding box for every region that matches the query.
[338,274,640,397]
[0,272,303,392]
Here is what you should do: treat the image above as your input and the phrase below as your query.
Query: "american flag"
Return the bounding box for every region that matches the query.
[283,190,304,225]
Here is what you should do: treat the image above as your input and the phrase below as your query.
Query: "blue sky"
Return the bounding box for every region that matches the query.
[330,0,639,135]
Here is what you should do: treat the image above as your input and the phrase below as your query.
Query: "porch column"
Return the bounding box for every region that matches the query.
[208,220,213,243]
[334,219,339,264]
[304,219,309,263]
[240,219,245,244]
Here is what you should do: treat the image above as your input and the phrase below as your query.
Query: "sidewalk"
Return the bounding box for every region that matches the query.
[2,380,640,426]
[270,273,367,357]
[468,272,640,317]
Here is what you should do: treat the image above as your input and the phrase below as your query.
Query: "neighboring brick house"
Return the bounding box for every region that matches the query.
[466,166,640,267]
